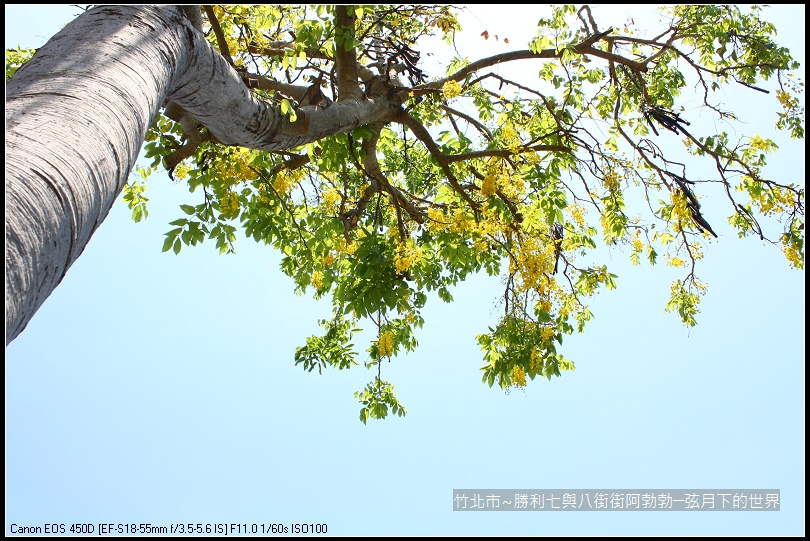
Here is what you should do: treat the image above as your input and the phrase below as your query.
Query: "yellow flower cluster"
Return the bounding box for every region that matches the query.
[756,187,795,215]
[632,232,644,251]
[512,235,555,292]
[481,175,497,196]
[335,236,358,255]
[781,237,804,269]
[394,241,422,273]
[477,208,506,236]
[667,256,685,267]
[442,80,463,99]
[311,270,324,290]
[558,297,573,318]
[426,207,448,230]
[569,203,587,228]
[217,148,256,184]
[500,173,526,200]
[540,326,555,342]
[219,192,240,215]
[450,209,475,233]
[776,89,798,109]
[512,365,527,387]
[599,213,611,237]
[603,170,621,192]
[500,124,523,154]
[173,162,191,180]
[748,134,770,152]
[322,189,341,207]
[670,190,692,231]
[274,172,294,194]
[378,330,395,357]
[530,350,543,373]
[321,253,336,267]
[538,299,552,313]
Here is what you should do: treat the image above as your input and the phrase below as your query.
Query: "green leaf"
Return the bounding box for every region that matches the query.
[132,205,146,223]
[162,236,175,253]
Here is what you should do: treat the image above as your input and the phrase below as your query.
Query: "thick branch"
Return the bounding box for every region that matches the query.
[334,6,364,101]
[360,126,426,228]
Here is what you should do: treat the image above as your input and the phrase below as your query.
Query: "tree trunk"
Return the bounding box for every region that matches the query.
[5,5,399,345]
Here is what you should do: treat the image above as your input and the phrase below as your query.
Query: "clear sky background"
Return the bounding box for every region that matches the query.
[6,4,805,536]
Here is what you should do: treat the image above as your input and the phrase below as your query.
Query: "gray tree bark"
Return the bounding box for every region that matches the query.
[5,5,400,344]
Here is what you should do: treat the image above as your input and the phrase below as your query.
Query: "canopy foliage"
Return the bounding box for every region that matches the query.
[11,4,803,422]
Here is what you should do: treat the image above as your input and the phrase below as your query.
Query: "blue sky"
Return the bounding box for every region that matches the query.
[5,5,805,536]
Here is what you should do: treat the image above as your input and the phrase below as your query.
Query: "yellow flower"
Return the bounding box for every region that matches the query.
[335,236,357,255]
[670,190,692,230]
[512,365,527,387]
[529,350,543,373]
[219,192,240,215]
[540,326,555,342]
[173,162,191,180]
[311,271,324,290]
[322,253,336,267]
[450,209,474,233]
[776,89,796,108]
[781,237,804,270]
[568,204,586,228]
[273,172,294,194]
[427,206,447,227]
[442,80,463,99]
[603,170,620,192]
[749,134,768,151]
[378,330,395,357]
[481,175,497,196]
[500,124,522,153]
[632,233,644,251]
[512,235,555,292]
[500,173,525,199]
[394,241,422,273]
[323,189,341,207]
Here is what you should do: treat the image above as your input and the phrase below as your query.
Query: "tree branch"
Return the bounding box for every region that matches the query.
[202,5,233,65]
[393,111,479,211]
[334,6,364,101]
